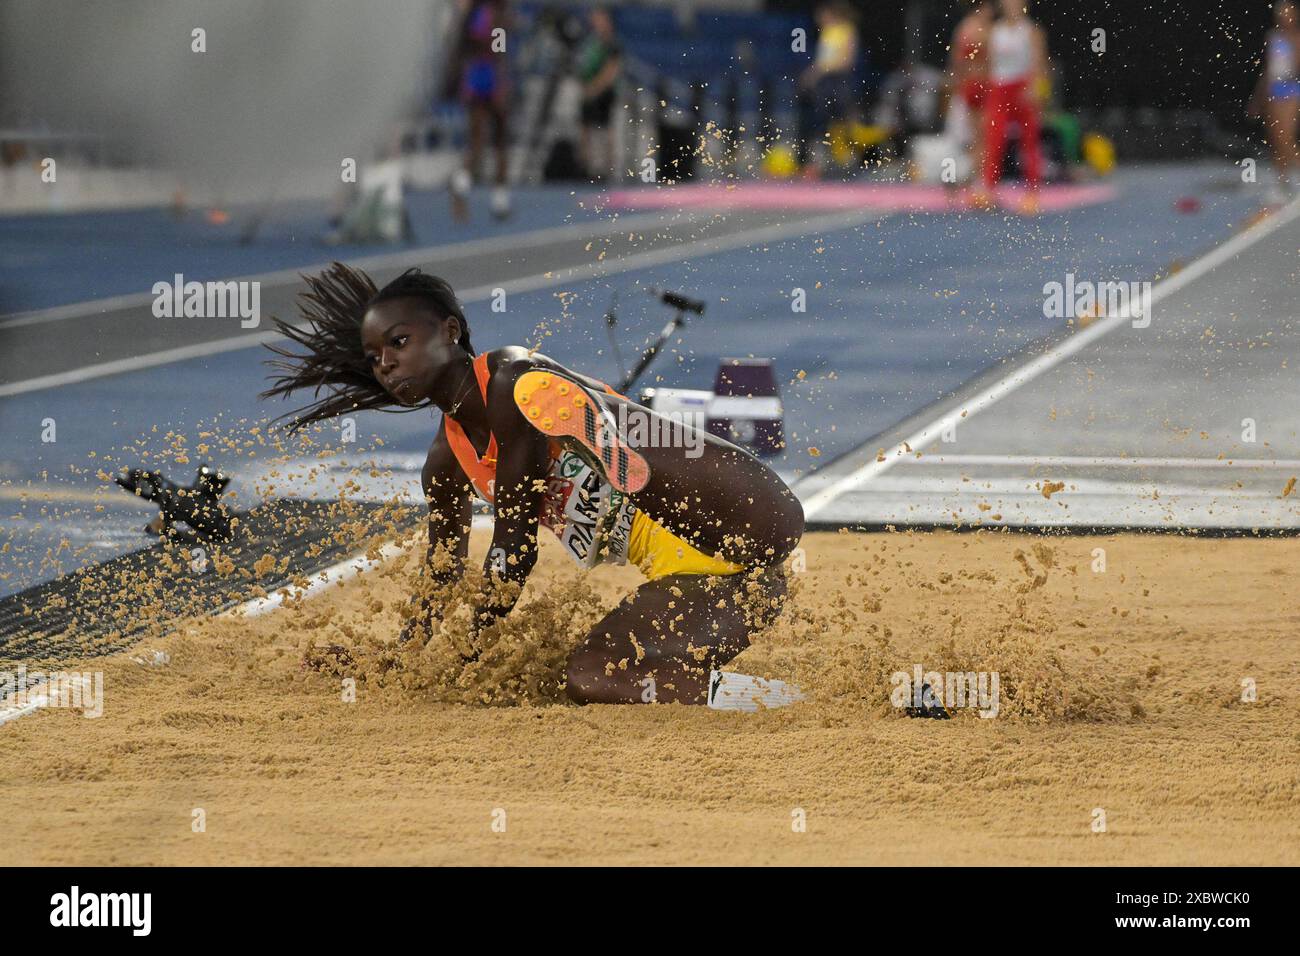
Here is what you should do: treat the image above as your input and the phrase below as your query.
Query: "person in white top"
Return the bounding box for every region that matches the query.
[979,0,1049,207]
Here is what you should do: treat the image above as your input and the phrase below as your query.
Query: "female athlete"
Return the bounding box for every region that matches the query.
[262,264,807,710]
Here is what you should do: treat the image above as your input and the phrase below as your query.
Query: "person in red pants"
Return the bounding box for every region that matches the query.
[975,0,1049,213]
[947,0,992,183]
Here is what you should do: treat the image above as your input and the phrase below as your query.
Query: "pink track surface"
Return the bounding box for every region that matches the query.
[602,181,1118,213]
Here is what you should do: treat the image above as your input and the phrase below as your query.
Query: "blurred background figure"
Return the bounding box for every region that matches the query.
[449,0,513,220]
[0,0,1283,245]
[946,0,992,184]
[978,0,1049,211]
[577,7,623,183]
[875,55,945,162]
[797,1,862,179]
[1251,0,1300,203]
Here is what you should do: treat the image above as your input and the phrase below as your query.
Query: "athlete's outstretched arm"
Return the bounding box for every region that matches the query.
[469,360,552,634]
[422,423,472,576]
[399,424,472,645]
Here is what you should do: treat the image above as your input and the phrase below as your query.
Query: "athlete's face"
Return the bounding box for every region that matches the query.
[360,298,462,406]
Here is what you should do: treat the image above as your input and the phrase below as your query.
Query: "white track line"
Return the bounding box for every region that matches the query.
[801,197,1300,520]
[230,541,410,618]
[0,208,876,398]
[0,334,289,397]
[836,474,1294,495]
[0,674,92,727]
[0,537,420,728]
[0,684,50,726]
[0,208,704,329]
[213,512,496,620]
[892,454,1300,470]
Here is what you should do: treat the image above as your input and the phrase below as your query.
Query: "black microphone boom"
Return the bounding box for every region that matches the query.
[657,290,706,315]
[616,289,707,393]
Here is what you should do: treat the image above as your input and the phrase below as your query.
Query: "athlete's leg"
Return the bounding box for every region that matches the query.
[617,408,804,568]
[564,569,787,704]
[579,123,594,179]
[1287,100,1300,181]
[515,371,804,568]
[605,122,618,183]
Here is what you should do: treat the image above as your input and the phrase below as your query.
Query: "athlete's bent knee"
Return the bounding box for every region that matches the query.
[563,658,603,705]
[756,493,804,566]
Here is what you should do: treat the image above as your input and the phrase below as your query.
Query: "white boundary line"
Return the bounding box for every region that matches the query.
[0,674,92,727]
[0,207,876,398]
[890,454,1300,470]
[801,197,1300,520]
[225,513,489,619]
[0,681,52,726]
[230,541,410,618]
[0,536,420,728]
[0,333,287,397]
[0,207,704,329]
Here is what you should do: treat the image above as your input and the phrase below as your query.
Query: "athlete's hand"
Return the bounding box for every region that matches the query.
[456,613,485,664]
[300,643,354,673]
[397,596,436,647]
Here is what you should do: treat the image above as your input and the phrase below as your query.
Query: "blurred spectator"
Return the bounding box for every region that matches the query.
[1250,0,1300,203]
[450,0,513,220]
[539,8,589,183]
[978,0,1048,209]
[946,0,992,181]
[875,57,945,159]
[798,1,861,177]
[577,7,623,182]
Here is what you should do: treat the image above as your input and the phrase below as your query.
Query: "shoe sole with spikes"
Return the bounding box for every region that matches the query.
[512,370,651,495]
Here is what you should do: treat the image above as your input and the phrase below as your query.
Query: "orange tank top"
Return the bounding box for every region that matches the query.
[442,353,637,569]
[443,353,508,504]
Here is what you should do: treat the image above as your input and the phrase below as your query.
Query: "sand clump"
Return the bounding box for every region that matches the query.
[312,567,613,707]
[735,537,1146,723]
[282,521,1145,722]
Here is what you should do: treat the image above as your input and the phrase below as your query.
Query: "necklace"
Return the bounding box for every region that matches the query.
[445,361,477,418]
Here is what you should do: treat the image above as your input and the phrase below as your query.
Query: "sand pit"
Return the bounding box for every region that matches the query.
[1,528,1296,865]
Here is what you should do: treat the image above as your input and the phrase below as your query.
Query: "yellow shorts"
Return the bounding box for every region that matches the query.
[626,510,745,581]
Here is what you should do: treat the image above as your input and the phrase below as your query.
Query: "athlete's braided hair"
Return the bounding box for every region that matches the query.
[261,263,472,433]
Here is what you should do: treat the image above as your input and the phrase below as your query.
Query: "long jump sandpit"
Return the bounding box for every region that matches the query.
[1,528,1295,866]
